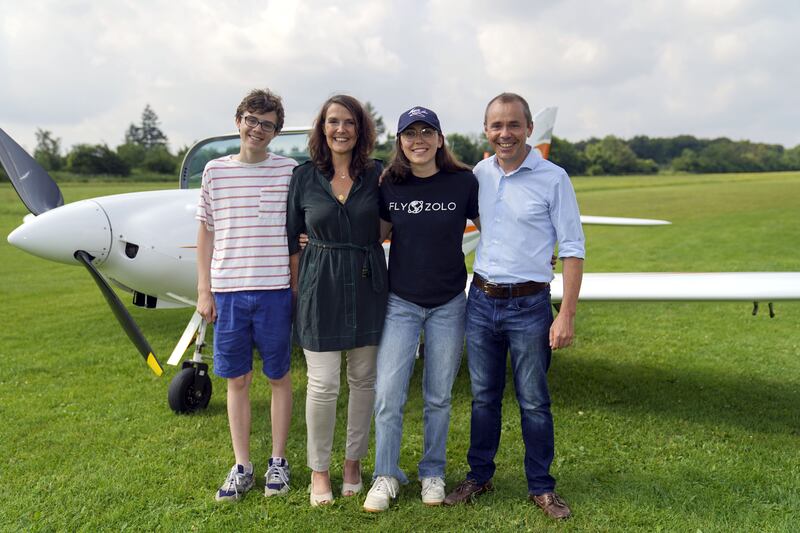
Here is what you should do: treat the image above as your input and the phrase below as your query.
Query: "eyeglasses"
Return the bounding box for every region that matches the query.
[400,127,438,141]
[243,115,277,133]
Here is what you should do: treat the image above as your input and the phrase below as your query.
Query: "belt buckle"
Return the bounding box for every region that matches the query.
[483,280,504,290]
[483,279,509,298]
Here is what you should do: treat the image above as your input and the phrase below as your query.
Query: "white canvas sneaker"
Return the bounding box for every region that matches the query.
[421,476,446,506]
[363,476,399,512]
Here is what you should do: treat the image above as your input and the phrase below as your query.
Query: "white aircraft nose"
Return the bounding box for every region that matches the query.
[7,200,112,265]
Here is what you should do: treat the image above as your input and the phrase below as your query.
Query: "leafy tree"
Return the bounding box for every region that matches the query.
[672,148,700,172]
[175,144,191,165]
[549,136,587,175]
[628,134,704,166]
[446,133,487,166]
[364,102,386,140]
[780,145,800,170]
[33,129,64,171]
[125,104,168,149]
[67,144,130,176]
[116,142,147,170]
[142,145,178,174]
[372,133,396,163]
[585,135,655,175]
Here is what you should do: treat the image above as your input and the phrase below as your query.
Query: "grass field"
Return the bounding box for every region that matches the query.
[1,173,799,532]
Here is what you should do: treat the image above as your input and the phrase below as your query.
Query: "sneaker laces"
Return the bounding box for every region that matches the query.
[422,477,445,497]
[222,466,244,495]
[373,476,398,498]
[266,462,289,486]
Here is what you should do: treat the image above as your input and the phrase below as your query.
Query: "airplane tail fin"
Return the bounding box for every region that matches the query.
[531,107,558,160]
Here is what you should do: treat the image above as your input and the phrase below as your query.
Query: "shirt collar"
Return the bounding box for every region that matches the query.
[490,145,542,176]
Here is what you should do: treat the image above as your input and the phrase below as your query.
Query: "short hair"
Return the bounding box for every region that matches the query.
[484,92,533,127]
[235,89,285,133]
[384,131,471,184]
[308,95,377,178]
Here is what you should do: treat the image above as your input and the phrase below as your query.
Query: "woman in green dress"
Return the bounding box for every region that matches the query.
[287,94,388,506]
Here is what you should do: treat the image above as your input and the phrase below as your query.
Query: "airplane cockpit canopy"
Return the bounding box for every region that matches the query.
[179,129,310,189]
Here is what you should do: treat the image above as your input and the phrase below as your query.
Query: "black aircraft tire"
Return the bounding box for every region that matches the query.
[168,368,212,413]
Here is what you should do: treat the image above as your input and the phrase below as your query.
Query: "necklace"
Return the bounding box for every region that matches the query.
[337,193,345,202]
[340,173,348,180]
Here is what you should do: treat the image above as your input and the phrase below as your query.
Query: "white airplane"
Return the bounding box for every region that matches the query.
[3,108,799,413]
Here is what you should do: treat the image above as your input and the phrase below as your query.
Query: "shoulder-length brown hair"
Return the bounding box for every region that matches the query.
[384,132,471,184]
[308,95,376,179]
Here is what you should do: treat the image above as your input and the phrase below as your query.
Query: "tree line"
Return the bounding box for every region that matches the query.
[12,104,800,178]
[436,132,800,176]
[29,105,186,177]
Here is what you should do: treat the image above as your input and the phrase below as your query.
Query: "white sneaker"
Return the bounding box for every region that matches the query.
[421,476,446,506]
[363,476,399,512]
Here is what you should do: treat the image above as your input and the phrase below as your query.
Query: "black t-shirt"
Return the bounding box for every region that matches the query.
[379,169,479,307]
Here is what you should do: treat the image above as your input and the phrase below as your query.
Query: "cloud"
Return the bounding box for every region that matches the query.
[1,0,799,154]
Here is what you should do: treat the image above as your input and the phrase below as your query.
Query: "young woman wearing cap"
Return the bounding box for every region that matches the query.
[287,95,388,507]
[363,106,480,512]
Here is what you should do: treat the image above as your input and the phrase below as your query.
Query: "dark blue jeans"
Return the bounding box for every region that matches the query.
[464,284,556,495]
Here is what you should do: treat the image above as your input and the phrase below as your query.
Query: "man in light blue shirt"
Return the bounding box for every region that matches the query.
[444,93,584,520]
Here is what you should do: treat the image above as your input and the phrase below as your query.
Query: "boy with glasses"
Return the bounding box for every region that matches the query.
[196,88,297,501]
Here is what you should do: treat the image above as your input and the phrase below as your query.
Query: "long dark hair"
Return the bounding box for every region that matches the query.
[308,95,376,179]
[384,132,471,184]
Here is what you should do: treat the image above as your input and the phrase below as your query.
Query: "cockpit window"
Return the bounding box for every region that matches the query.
[180,130,310,189]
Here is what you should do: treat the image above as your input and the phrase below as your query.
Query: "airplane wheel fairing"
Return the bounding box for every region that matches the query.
[168,367,212,413]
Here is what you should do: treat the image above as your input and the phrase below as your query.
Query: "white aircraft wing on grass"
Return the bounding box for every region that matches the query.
[550,272,800,302]
[466,272,800,306]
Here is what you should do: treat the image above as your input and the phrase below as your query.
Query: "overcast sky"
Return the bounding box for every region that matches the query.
[2,0,799,154]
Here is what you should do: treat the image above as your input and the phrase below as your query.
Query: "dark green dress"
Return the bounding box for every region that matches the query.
[287,161,388,352]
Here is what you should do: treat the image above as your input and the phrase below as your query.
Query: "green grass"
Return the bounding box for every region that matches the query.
[1,173,799,532]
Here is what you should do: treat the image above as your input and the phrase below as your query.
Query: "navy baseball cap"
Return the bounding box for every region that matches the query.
[397,106,441,133]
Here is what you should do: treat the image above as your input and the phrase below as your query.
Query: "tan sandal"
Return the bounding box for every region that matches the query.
[341,479,363,497]
[309,475,334,507]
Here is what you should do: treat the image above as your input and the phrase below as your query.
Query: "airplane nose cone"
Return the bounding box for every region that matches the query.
[7,200,112,265]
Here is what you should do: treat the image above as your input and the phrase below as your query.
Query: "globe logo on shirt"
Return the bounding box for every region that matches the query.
[407,200,424,214]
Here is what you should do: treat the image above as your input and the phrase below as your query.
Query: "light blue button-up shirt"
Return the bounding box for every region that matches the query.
[473,146,585,284]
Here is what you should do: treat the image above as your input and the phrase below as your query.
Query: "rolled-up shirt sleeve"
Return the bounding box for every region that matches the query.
[550,171,585,259]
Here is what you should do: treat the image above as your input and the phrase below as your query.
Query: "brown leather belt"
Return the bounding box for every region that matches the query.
[472,273,547,299]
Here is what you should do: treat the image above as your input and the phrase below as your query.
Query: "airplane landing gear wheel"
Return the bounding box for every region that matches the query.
[168,362,212,413]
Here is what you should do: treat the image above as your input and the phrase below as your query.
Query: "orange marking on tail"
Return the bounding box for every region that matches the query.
[537,143,551,160]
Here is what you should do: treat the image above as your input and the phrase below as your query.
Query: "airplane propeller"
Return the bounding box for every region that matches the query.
[1,126,163,376]
[75,251,164,376]
[0,127,63,215]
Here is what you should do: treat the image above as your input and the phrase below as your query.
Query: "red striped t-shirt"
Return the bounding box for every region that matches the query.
[196,154,297,292]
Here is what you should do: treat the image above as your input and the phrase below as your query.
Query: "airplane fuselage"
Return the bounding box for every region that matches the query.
[7,188,483,309]
[9,189,202,308]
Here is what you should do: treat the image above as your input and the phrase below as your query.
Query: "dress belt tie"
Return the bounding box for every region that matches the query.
[307,238,385,293]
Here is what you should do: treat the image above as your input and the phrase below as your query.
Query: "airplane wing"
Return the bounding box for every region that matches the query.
[558,272,800,302]
[580,216,670,226]
[467,272,800,302]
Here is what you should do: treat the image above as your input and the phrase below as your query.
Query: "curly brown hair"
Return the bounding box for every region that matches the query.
[308,95,376,178]
[235,89,285,133]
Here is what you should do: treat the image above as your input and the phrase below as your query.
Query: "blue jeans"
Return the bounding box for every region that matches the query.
[464,284,556,495]
[372,292,466,483]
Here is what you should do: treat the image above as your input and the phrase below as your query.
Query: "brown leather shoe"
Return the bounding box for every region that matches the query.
[530,492,572,519]
[443,478,493,506]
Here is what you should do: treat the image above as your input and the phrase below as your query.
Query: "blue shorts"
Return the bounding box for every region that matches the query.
[212,289,292,379]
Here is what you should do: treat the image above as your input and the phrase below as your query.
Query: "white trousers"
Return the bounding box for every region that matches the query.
[303,346,377,471]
